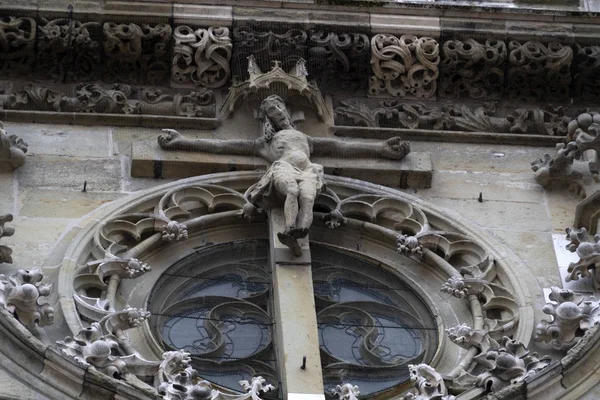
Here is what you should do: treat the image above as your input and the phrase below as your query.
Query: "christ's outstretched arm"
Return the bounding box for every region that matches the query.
[309,136,410,160]
[158,129,263,156]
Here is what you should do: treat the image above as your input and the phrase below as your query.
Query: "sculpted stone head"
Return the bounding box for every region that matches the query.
[260,95,293,130]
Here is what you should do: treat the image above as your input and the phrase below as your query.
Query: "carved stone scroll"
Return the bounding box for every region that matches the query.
[370,34,440,99]
[440,38,506,99]
[535,286,600,349]
[232,24,307,82]
[37,18,101,82]
[0,122,28,172]
[506,41,572,101]
[0,268,54,328]
[308,30,370,89]
[0,215,14,264]
[171,25,232,88]
[103,22,172,84]
[572,44,600,102]
[334,100,569,136]
[0,17,36,77]
[5,84,215,118]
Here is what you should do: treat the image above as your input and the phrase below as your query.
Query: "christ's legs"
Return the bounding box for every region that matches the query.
[274,175,299,233]
[296,179,318,236]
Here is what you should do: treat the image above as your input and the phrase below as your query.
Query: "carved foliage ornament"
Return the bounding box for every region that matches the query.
[402,364,455,400]
[573,44,600,102]
[370,34,440,99]
[507,40,572,101]
[334,100,569,136]
[0,214,15,264]
[562,227,600,290]
[0,268,54,328]
[5,84,214,118]
[535,286,600,349]
[172,25,232,88]
[440,39,506,100]
[103,22,172,84]
[37,18,101,81]
[0,122,28,172]
[0,17,36,77]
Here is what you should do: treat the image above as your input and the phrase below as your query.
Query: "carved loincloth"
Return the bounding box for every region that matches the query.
[247,160,324,209]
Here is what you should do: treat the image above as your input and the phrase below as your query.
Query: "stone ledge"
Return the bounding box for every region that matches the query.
[131,141,433,188]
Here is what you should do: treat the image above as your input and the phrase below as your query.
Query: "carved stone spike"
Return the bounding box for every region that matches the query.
[535,286,599,349]
[103,22,172,84]
[231,24,307,82]
[0,122,28,172]
[402,364,455,400]
[37,18,101,81]
[332,383,360,400]
[440,38,506,99]
[370,34,440,99]
[531,113,600,195]
[0,268,54,328]
[563,227,600,289]
[308,30,370,89]
[397,234,423,257]
[573,44,600,102]
[0,17,36,77]
[473,336,551,392]
[4,83,215,118]
[446,323,498,353]
[172,25,232,88]
[506,41,572,102]
[0,214,15,264]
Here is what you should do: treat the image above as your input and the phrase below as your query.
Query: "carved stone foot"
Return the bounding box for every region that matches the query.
[288,227,309,239]
[277,231,302,258]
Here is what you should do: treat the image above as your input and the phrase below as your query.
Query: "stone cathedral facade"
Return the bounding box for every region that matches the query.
[1,0,600,399]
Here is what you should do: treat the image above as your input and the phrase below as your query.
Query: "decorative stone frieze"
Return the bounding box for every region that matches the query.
[531,113,600,194]
[56,308,156,379]
[369,34,439,98]
[535,286,600,349]
[220,57,332,123]
[37,18,101,82]
[5,83,215,117]
[506,41,572,102]
[0,122,28,172]
[334,100,569,136]
[171,25,232,88]
[308,30,370,88]
[573,44,600,102]
[561,227,600,289]
[440,39,506,100]
[0,17,36,77]
[232,24,307,82]
[0,268,54,328]
[402,364,455,400]
[0,214,14,264]
[157,351,275,400]
[331,383,360,400]
[103,22,172,84]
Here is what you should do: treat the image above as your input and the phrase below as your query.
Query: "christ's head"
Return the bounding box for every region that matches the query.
[261,95,293,130]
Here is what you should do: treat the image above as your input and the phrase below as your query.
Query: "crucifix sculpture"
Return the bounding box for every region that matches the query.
[158,94,410,255]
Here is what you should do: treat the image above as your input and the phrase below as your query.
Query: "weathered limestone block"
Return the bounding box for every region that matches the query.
[0,17,36,77]
[103,22,172,84]
[0,268,54,328]
[232,24,307,81]
[0,121,27,171]
[5,84,215,117]
[37,18,101,82]
[369,33,439,98]
[334,100,569,135]
[439,38,506,99]
[156,351,275,400]
[572,44,600,102]
[308,30,370,89]
[535,286,600,349]
[171,25,232,88]
[506,41,572,102]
